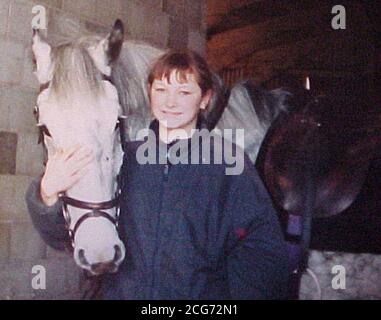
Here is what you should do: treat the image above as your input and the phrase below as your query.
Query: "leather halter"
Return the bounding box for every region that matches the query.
[59,192,121,247]
[34,77,126,248]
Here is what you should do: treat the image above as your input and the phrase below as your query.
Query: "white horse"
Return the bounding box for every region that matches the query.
[32,19,291,275]
[32,21,129,275]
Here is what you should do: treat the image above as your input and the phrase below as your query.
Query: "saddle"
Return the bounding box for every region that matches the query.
[256,90,381,298]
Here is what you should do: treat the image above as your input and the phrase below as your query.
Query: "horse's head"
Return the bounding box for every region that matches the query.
[32,20,126,275]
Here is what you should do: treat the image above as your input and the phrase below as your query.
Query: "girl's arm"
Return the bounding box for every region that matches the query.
[25,178,70,250]
[225,154,289,299]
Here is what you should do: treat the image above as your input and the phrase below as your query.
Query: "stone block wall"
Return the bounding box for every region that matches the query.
[0,0,206,300]
[300,251,381,300]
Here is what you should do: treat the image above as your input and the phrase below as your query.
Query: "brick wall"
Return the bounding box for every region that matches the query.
[0,0,206,299]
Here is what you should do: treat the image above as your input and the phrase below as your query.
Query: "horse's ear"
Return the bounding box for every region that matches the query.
[106,19,124,64]
[87,19,124,76]
[32,29,53,84]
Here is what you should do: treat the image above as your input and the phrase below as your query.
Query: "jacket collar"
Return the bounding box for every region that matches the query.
[147,117,207,164]
[148,117,203,138]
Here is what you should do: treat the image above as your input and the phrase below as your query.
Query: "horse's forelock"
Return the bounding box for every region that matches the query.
[49,36,105,107]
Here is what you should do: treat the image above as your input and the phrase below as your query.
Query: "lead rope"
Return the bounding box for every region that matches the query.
[81,272,104,300]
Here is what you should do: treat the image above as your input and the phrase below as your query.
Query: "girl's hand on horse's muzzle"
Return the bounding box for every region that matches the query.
[40,145,94,206]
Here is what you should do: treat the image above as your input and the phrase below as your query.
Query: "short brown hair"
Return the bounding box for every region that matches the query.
[148,49,214,96]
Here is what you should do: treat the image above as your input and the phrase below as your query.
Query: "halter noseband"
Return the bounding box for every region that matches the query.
[59,191,121,248]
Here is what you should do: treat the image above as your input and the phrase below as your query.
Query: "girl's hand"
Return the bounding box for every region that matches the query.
[40,145,94,206]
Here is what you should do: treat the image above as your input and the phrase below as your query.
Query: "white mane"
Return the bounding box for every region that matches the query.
[111,41,165,139]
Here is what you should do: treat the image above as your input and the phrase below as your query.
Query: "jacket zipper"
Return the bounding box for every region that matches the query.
[164,150,170,178]
[163,164,169,179]
[150,159,170,299]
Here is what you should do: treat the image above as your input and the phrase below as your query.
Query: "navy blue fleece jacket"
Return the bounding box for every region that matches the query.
[26,121,288,299]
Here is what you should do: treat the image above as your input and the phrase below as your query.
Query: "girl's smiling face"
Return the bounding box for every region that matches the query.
[150,70,211,141]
